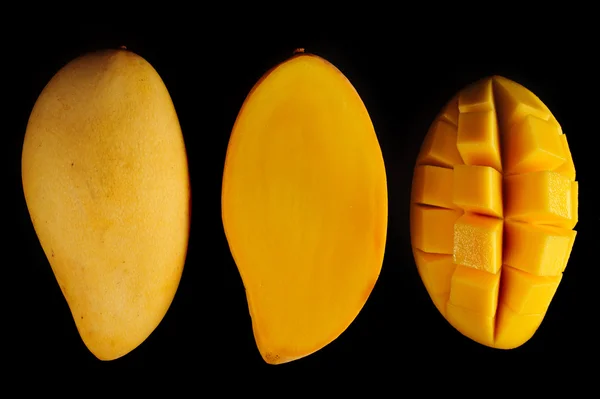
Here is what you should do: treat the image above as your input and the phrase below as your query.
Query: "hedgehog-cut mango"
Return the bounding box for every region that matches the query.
[410,76,577,349]
[221,50,388,364]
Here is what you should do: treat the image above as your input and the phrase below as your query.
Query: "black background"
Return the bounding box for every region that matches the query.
[7,21,597,373]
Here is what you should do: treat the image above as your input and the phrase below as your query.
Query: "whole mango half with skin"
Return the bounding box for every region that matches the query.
[410,75,577,349]
[21,47,191,361]
[221,50,388,364]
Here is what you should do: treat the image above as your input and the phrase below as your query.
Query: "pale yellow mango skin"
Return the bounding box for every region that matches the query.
[21,49,191,361]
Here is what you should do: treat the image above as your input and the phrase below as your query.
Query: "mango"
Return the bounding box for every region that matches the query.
[21,48,191,360]
[410,76,577,349]
[221,50,388,364]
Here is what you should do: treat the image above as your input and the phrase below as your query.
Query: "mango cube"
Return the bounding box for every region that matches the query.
[503,114,565,176]
[453,164,503,218]
[504,170,577,229]
[411,204,463,254]
[458,78,494,113]
[457,111,502,172]
[453,213,503,274]
[440,96,459,126]
[492,75,552,129]
[417,120,464,168]
[499,265,562,315]
[503,221,576,276]
[449,265,501,316]
[411,165,456,209]
[553,134,576,181]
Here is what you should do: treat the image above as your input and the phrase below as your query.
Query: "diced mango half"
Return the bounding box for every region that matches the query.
[411,76,578,350]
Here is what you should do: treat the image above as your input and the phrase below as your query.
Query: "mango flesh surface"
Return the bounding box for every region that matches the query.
[21,49,191,360]
[410,76,577,349]
[222,53,388,364]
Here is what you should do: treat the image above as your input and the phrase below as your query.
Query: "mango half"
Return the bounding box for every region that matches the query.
[21,48,191,360]
[410,76,577,349]
[222,51,388,364]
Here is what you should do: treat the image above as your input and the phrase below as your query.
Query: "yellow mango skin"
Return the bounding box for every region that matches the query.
[222,52,388,364]
[21,49,191,361]
[410,76,577,350]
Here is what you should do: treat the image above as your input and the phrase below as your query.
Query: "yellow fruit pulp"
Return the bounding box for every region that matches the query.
[410,76,577,349]
[222,52,388,364]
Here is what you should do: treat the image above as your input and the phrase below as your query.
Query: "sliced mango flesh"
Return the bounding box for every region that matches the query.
[222,52,388,364]
[411,76,578,349]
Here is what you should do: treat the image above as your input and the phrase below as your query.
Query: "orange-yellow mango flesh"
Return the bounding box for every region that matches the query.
[222,54,388,364]
[21,49,191,360]
[410,76,577,349]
